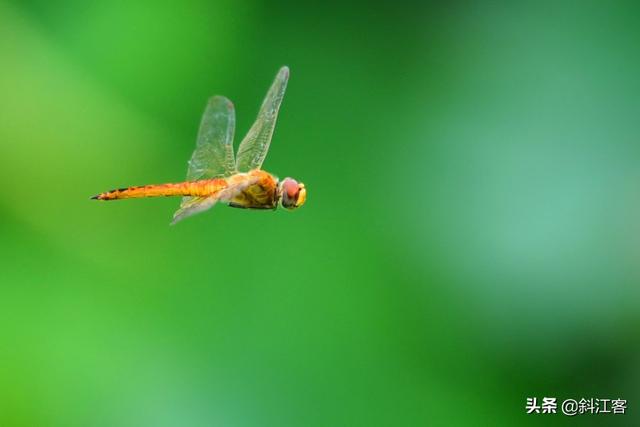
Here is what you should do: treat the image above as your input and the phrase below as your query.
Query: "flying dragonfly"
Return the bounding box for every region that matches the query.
[92,66,306,224]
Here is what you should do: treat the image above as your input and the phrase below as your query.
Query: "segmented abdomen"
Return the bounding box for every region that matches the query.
[92,178,227,201]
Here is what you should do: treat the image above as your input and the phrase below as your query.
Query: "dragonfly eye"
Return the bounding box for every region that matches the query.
[280,178,305,210]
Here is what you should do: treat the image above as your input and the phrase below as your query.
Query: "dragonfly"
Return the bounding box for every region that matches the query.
[92,66,306,224]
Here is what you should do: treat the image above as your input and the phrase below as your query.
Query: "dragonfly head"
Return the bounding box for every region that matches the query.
[279,178,306,210]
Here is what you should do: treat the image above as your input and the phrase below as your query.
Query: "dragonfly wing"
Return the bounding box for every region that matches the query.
[236,66,289,172]
[171,175,260,224]
[180,96,237,212]
[171,196,219,225]
[186,95,237,180]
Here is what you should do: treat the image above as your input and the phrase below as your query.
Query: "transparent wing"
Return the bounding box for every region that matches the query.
[180,96,236,212]
[186,96,237,180]
[171,175,259,225]
[171,196,219,225]
[236,66,289,172]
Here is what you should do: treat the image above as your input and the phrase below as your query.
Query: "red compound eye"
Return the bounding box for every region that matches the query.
[283,179,299,198]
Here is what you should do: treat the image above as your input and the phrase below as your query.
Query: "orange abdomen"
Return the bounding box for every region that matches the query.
[92,178,227,201]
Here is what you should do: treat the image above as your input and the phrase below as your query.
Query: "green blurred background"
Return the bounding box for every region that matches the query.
[1,0,639,425]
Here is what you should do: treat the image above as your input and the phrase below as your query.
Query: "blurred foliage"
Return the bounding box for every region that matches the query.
[1,0,639,426]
